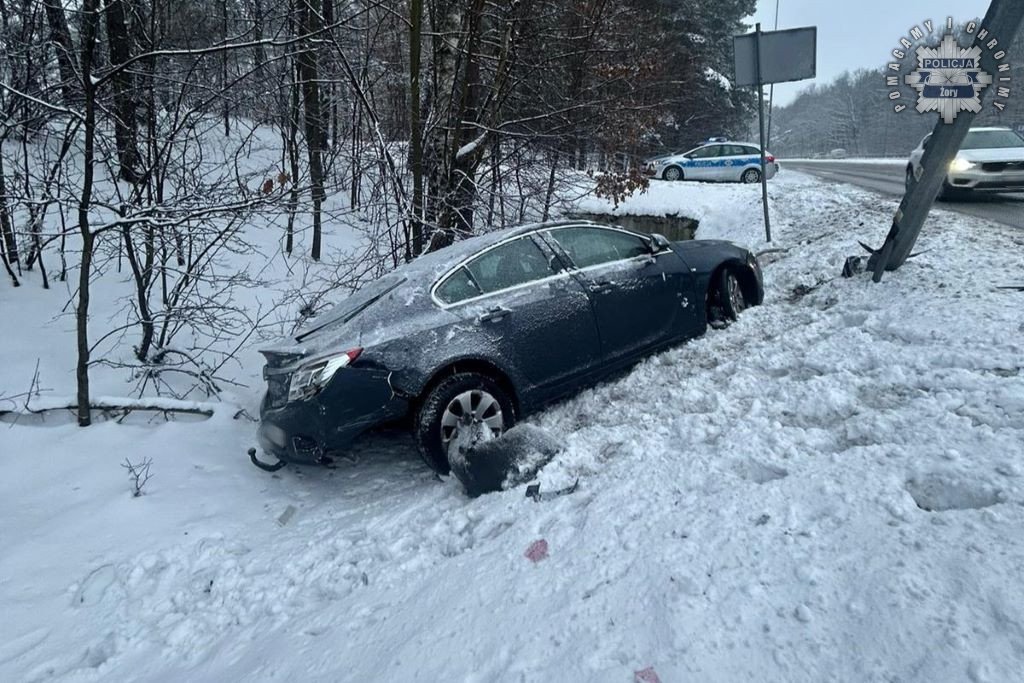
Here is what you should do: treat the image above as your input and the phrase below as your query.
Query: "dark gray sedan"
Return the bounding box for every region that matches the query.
[253,220,763,473]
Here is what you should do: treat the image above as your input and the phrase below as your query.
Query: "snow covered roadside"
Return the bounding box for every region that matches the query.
[3,172,1024,682]
[785,158,907,165]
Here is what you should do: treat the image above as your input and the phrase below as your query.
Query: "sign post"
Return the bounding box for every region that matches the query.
[734,25,817,243]
[753,23,772,242]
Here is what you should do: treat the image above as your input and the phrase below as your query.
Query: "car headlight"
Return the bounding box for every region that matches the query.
[949,158,976,172]
[287,348,362,402]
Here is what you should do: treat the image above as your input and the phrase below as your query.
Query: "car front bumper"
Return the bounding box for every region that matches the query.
[256,365,408,466]
[948,166,1024,191]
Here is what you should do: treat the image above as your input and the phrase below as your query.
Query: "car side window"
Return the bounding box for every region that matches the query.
[548,227,649,269]
[464,236,555,295]
[688,145,718,159]
[435,266,483,304]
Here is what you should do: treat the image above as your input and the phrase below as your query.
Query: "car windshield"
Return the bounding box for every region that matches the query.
[295,275,406,342]
[962,130,1024,149]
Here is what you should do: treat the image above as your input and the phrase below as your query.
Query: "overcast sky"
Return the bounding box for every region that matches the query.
[746,0,994,105]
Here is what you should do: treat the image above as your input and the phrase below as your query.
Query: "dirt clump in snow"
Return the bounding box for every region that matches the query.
[448,423,562,497]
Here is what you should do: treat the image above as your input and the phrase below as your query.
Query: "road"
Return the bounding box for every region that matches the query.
[784,160,1024,231]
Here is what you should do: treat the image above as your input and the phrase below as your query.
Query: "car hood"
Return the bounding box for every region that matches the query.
[669,239,750,271]
[959,147,1024,163]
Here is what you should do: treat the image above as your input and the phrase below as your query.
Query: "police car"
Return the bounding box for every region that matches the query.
[644,138,779,183]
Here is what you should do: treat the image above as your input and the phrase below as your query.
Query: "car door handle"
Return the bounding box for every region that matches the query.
[478,306,512,323]
[589,280,615,294]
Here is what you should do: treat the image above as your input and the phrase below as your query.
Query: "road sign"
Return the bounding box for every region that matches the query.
[734,26,816,87]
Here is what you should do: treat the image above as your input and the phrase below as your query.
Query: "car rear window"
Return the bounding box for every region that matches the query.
[465,237,553,294]
[295,276,405,341]
[435,237,556,305]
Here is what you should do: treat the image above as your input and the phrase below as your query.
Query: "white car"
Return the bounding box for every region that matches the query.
[906,126,1024,199]
[643,141,779,184]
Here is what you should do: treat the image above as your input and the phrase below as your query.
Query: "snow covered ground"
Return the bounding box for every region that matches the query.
[3,170,1024,682]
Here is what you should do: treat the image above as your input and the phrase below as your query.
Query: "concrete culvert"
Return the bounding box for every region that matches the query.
[448,424,562,498]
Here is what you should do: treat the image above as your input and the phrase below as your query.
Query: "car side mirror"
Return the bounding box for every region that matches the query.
[649,234,671,253]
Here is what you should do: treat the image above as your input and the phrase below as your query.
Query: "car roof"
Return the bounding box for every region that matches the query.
[396,219,612,279]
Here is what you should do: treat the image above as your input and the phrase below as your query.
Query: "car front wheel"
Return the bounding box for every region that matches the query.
[663,166,683,181]
[709,267,749,325]
[414,372,515,474]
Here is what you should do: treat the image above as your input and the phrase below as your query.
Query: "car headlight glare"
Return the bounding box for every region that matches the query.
[949,158,976,172]
[287,348,362,402]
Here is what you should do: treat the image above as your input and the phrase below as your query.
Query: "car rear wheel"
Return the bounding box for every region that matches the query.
[709,267,748,324]
[414,372,516,474]
[741,168,761,184]
[663,166,683,181]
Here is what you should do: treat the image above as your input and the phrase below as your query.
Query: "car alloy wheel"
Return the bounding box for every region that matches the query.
[742,168,761,184]
[710,267,747,325]
[441,389,504,448]
[725,271,746,316]
[414,372,516,474]
[663,166,682,181]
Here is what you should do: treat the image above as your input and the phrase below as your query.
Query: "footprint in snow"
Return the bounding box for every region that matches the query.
[71,564,118,607]
[905,473,1004,512]
[735,459,789,485]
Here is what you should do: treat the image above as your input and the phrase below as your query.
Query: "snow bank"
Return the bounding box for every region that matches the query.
[569,176,778,248]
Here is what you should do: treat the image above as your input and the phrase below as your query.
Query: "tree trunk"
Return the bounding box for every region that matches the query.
[445,0,485,236]
[42,0,78,104]
[221,0,230,136]
[297,0,326,260]
[0,150,17,264]
[424,0,464,244]
[251,0,265,70]
[103,0,141,183]
[76,0,102,427]
[409,0,424,255]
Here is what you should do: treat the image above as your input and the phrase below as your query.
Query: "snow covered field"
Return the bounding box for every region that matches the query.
[3,171,1024,682]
